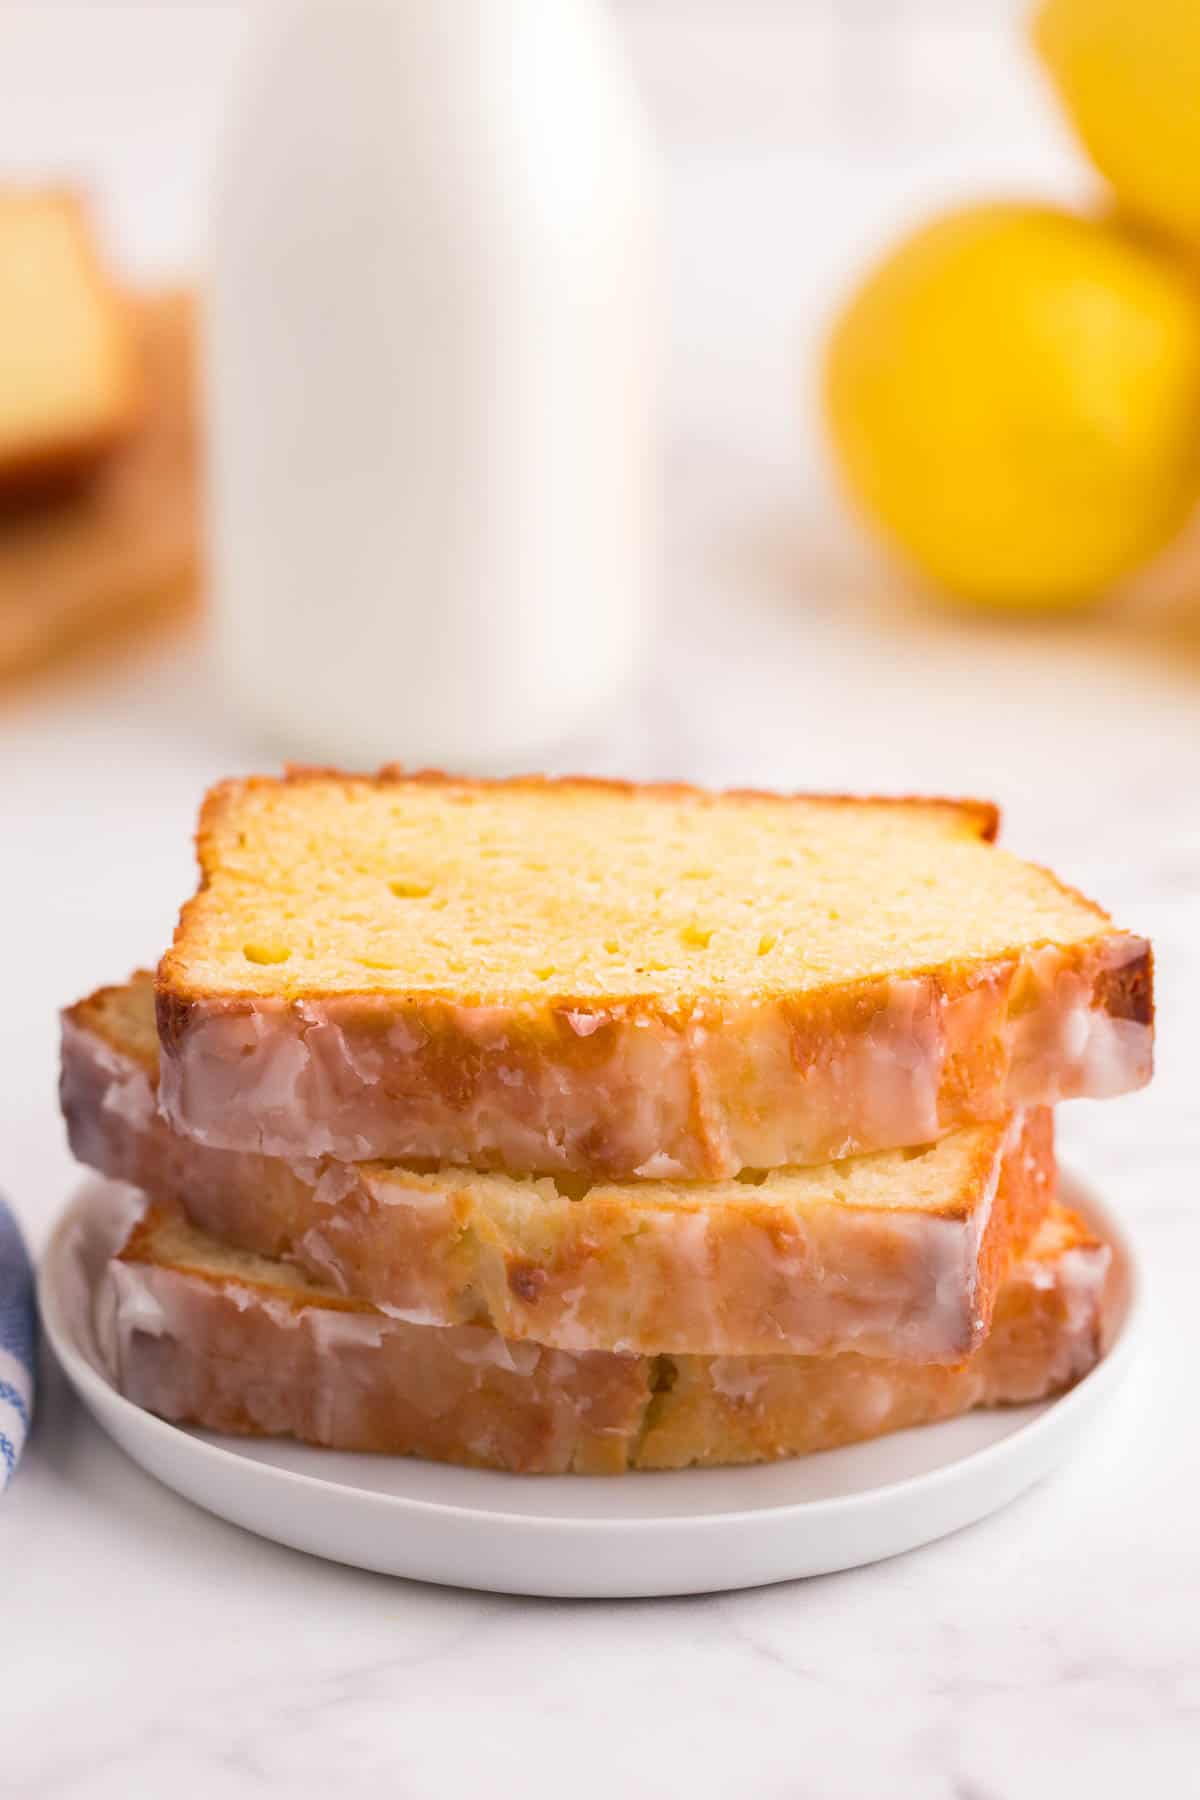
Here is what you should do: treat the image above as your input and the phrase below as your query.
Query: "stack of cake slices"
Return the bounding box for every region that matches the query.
[59,772,1152,1474]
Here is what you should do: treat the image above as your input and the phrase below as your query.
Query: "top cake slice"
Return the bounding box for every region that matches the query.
[156,770,1152,1177]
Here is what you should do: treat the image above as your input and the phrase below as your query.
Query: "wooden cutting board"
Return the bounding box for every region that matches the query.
[0,288,200,680]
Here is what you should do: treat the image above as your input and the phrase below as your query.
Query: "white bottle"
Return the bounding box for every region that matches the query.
[209,0,655,769]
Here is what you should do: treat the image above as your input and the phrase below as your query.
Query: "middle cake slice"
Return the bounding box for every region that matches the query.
[62,975,1054,1362]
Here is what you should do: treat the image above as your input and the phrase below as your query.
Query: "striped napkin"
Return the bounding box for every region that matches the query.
[0,1198,35,1488]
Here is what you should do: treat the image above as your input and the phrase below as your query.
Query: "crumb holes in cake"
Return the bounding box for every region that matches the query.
[733,1167,769,1187]
[243,942,291,966]
[680,923,712,950]
[756,932,777,956]
[534,964,556,981]
[552,1172,593,1203]
[389,878,433,898]
[681,866,712,881]
[603,938,621,956]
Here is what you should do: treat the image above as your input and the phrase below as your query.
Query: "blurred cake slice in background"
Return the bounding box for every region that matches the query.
[0,188,140,494]
[0,285,200,680]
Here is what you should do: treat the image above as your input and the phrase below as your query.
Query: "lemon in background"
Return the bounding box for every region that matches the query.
[1035,0,1200,252]
[823,203,1200,610]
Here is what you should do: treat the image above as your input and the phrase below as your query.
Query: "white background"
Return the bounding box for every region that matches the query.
[2,5,1198,1796]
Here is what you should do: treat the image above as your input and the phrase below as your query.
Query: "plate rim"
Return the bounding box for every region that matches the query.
[37,1169,1143,1536]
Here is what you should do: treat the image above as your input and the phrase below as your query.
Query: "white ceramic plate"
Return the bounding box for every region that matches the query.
[39,1174,1141,1598]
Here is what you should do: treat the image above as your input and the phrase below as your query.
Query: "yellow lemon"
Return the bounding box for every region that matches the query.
[1035,0,1200,250]
[823,203,1200,610]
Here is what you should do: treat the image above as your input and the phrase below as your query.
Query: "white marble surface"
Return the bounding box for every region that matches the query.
[3,5,1200,1796]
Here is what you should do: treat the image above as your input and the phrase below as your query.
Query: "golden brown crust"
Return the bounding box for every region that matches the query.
[0,422,134,500]
[62,973,158,1067]
[972,1105,1055,1321]
[1093,941,1155,1027]
[218,765,1003,839]
[117,1211,371,1315]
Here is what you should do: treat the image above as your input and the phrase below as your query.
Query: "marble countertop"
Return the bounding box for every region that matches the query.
[4,5,1199,1795]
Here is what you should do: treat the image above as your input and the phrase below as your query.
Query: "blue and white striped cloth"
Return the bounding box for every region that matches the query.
[0,1198,35,1489]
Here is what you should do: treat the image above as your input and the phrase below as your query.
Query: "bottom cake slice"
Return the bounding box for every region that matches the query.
[96,1200,1113,1476]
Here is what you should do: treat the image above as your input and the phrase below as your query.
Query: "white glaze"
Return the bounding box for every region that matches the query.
[92,1190,1110,1474]
[1051,1245,1114,1375]
[157,940,1151,1179]
[707,1358,770,1404]
[58,1017,155,1168]
[1007,937,1153,1102]
[66,1005,1049,1360]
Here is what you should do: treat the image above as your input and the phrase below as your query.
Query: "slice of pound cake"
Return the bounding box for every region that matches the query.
[97,1198,1115,1474]
[156,771,1153,1178]
[65,975,1054,1360]
[0,189,140,492]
